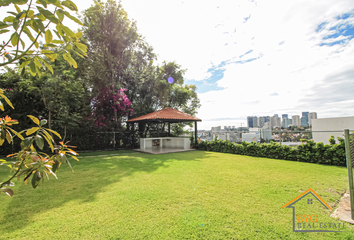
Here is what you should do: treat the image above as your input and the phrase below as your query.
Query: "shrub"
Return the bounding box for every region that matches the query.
[198,135,346,166]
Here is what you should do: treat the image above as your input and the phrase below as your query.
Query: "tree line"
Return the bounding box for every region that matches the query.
[0,0,200,154]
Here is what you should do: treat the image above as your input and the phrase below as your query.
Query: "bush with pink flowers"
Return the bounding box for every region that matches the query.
[92,86,133,129]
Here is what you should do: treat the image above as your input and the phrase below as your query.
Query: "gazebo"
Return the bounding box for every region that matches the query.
[127,108,202,154]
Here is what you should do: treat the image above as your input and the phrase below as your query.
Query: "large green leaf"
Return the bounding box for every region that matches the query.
[43,60,54,74]
[34,57,43,68]
[62,0,78,11]
[40,119,47,126]
[35,135,44,149]
[37,6,59,24]
[38,0,47,8]
[52,39,64,44]
[20,38,25,49]
[45,29,53,44]
[44,128,61,139]
[10,32,19,47]
[31,171,41,189]
[61,25,75,37]
[73,42,87,52]
[34,19,45,32]
[29,61,37,76]
[3,16,15,23]
[21,136,33,149]
[27,115,40,125]
[62,52,77,68]
[23,26,36,41]
[63,11,82,25]
[26,127,39,136]
[12,0,27,5]
[40,132,53,152]
[51,159,60,173]
[12,18,19,30]
[14,4,21,13]
[56,9,65,22]
[0,21,9,29]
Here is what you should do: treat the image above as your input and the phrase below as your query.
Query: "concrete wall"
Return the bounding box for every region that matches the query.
[242,133,260,143]
[312,116,354,143]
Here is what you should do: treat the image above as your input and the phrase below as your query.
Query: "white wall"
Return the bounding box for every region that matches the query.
[312,116,354,143]
[242,133,260,143]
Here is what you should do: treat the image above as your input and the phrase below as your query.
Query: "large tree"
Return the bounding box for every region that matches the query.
[82,0,201,135]
[83,0,138,91]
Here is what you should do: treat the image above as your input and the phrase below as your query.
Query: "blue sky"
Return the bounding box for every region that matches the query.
[107,0,354,129]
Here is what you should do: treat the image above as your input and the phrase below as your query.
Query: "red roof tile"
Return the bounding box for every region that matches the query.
[127,108,202,122]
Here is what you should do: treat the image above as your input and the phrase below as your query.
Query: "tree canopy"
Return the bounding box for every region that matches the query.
[1,0,201,154]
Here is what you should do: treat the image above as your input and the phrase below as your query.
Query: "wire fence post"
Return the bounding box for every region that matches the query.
[344,129,354,220]
[113,132,116,149]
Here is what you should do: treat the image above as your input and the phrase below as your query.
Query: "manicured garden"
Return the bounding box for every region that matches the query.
[0,150,353,239]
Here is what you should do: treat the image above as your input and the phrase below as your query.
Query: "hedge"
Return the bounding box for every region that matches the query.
[197,135,346,166]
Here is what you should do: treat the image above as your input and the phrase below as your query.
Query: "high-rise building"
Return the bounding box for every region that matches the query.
[302,112,309,125]
[292,115,300,127]
[308,112,317,126]
[282,114,288,119]
[282,118,292,128]
[265,116,270,123]
[270,116,281,128]
[258,116,267,128]
[301,116,309,127]
[211,126,221,132]
[247,116,258,128]
[274,114,279,117]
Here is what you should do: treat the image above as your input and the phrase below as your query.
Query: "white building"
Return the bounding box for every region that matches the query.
[308,112,318,126]
[270,116,281,128]
[312,116,354,143]
[263,122,271,129]
[260,129,272,141]
[212,133,230,141]
[292,115,300,127]
[211,126,221,132]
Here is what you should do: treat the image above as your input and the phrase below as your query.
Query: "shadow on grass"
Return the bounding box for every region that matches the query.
[0,150,214,233]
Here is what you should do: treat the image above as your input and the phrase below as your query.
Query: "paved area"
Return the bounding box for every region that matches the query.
[134,148,196,154]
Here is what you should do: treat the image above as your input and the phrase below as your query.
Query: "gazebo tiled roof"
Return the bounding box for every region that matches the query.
[127,107,202,123]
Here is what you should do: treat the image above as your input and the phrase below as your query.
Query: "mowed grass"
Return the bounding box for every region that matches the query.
[0,150,354,239]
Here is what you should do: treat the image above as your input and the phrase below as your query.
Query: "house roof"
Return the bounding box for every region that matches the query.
[127,107,202,123]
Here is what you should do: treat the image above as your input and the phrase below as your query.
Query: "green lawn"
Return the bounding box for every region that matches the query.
[0,150,353,239]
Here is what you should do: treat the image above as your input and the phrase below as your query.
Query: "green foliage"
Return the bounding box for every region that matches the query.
[198,135,346,166]
[0,87,77,197]
[83,1,201,130]
[0,0,87,75]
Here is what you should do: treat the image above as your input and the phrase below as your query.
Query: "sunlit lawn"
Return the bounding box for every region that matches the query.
[0,150,354,239]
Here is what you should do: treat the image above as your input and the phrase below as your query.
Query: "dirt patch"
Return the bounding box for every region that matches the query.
[331,190,354,224]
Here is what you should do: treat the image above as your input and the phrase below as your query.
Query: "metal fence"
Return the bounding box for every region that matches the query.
[262,130,345,145]
[200,130,347,145]
[56,131,138,152]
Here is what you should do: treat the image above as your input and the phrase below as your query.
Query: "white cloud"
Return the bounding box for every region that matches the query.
[2,0,354,130]
[119,0,354,130]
